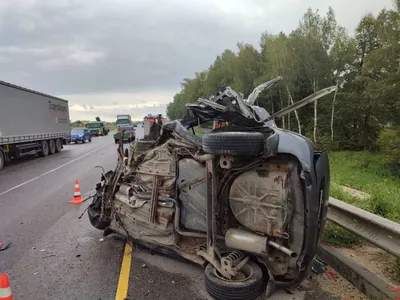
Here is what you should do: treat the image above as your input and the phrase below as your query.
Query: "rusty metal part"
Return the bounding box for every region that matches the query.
[149,175,159,223]
[225,228,269,255]
[219,155,234,169]
[220,250,249,279]
[225,228,296,258]
[267,241,297,258]
[164,197,207,239]
[229,162,289,236]
[198,158,222,272]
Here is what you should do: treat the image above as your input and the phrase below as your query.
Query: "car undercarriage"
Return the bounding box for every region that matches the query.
[88,77,335,299]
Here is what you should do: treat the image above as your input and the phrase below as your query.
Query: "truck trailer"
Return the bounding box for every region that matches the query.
[0,80,70,170]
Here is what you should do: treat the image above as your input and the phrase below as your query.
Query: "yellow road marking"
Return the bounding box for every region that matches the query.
[116,241,133,300]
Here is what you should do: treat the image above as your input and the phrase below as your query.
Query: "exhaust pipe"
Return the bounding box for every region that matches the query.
[225,228,297,258]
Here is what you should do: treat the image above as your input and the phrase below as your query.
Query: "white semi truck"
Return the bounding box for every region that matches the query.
[0,80,70,170]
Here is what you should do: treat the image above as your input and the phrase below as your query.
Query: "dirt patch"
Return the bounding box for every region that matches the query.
[340,185,371,200]
[312,266,367,300]
[340,244,400,287]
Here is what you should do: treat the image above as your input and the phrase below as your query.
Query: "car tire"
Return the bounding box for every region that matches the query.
[82,138,86,144]
[89,137,92,142]
[39,141,49,157]
[55,139,62,153]
[0,149,5,170]
[48,139,56,155]
[202,132,264,156]
[204,261,264,300]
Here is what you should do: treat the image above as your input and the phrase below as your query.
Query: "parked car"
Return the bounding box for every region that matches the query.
[88,78,336,300]
[69,127,92,143]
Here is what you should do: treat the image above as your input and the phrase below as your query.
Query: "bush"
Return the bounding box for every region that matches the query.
[378,129,400,166]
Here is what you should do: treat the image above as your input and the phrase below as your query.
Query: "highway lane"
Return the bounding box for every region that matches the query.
[0,134,121,299]
[0,134,114,196]
[0,126,346,300]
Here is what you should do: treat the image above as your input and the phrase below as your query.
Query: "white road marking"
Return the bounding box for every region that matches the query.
[0,141,113,197]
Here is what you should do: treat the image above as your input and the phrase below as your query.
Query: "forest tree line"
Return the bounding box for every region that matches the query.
[166,2,400,160]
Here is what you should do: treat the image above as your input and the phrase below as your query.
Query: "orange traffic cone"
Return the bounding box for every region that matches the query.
[0,274,13,300]
[69,180,83,204]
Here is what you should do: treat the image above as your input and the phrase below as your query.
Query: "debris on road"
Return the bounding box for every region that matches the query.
[0,241,11,251]
[312,257,327,274]
[141,264,146,268]
[99,238,105,242]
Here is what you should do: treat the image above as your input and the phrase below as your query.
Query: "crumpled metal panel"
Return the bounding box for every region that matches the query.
[136,143,176,177]
[229,163,289,237]
[177,158,207,232]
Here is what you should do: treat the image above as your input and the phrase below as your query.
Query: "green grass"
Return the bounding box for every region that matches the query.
[322,222,363,247]
[329,151,400,222]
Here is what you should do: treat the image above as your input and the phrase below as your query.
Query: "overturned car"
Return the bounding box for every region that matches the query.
[88,77,336,299]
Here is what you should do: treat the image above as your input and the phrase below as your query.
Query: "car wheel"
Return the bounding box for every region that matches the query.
[204,261,264,300]
[55,139,62,152]
[48,139,56,155]
[0,150,5,170]
[89,137,92,143]
[82,138,86,144]
[39,141,49,157]
[202,132,264,156]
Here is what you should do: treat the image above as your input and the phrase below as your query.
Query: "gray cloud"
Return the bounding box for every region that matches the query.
[0,0,393,121]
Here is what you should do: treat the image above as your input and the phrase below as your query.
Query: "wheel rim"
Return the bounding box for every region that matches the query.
[213,263,254,282]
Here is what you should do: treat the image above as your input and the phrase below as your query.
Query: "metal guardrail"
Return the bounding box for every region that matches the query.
[327,197,400,259]
[318,197,400,300]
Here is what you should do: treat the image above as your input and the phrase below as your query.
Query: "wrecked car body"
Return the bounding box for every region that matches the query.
[88,77,336,299]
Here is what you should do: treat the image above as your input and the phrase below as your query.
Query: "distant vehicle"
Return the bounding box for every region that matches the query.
[116,114,132,125]
[114,125,135,144]
[0,80,70,171]
[69,127,92,144]
[86,117,109,136]
[143,114,167,137]
[114,114,135,143]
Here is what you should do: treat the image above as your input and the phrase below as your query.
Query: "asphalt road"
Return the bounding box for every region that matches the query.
[0,128,344,300]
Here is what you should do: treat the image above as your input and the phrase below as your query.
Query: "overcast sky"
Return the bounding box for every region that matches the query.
[0,0,393,121]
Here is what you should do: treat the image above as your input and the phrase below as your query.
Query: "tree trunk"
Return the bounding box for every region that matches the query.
[313,80,318,144]
[286,85,301,134]
[331,81,339,142]
[279,89,285,129]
